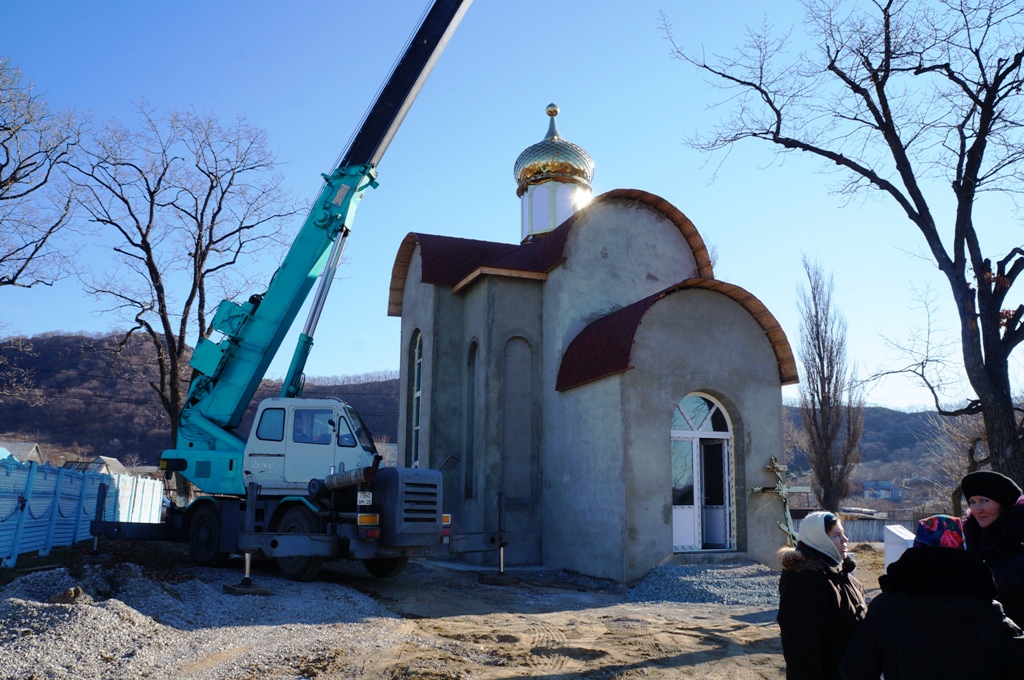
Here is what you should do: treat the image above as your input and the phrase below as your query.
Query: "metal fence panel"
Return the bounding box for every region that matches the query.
[0,458,163,568]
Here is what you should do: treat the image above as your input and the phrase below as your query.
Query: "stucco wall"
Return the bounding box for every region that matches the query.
[396,248,435,470]
[544,199,699,355]
[623,289,789,573]
[541,375,629,580]
[455,276,544,564]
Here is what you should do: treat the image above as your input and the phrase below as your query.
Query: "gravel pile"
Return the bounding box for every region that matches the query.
[628,561,781,607]
[0,556,782,679]
[0,562,409,679]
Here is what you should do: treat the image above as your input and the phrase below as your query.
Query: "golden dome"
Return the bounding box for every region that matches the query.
[513,104,594,198]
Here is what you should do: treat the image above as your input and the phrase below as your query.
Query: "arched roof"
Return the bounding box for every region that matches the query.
[387,189,714,316]
[555,278,799,391]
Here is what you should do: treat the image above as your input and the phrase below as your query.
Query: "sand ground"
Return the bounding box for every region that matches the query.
[1,540,886,679]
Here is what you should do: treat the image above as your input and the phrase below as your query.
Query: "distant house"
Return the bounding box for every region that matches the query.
[863,480,908,502]
[62,455,129,476]
[0,441,43,464]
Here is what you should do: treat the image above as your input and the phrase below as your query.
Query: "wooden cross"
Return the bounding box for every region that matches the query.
[751,456,812,544]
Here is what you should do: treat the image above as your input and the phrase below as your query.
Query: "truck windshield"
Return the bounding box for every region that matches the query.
[345,405,378,454]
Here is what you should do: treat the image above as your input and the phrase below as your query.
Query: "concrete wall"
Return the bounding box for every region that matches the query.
[466,277,544,565]
[397,196,790,581]
[537,288,789,582]
[542,375,628,580]
[399,247,546,565]
[531,198,710,580]
[624,289,789,573]
[544,199,699,355]
[396,249,437,470]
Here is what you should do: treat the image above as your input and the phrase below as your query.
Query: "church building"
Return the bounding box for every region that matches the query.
[387,104,799,582]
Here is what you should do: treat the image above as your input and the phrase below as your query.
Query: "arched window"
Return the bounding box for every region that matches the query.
[673,395,730,433]
[464,342,477,499]
[406,331,423,467]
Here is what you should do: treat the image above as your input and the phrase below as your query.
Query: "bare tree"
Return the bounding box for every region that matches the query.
[0,331,43,405]
[0,56,82,289]
[920,410,988,515]
[664,0,1024,479]
[798,257,864,511]
[71,103,300,444]
[872,286,989,513]
[871,286,968,405]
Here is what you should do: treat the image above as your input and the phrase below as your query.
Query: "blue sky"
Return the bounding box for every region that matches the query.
[4,0,1019,411]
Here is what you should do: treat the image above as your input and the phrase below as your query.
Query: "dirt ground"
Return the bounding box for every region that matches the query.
[2,541,886,679]
[318,543,884,679]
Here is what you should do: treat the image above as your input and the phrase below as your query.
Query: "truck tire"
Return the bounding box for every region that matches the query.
[276,505,324,582]
[188,504,228,567]
[362,556,409,578]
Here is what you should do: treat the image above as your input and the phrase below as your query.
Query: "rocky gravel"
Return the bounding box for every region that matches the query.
[0,542,799,679]
[627,562,781,606]
[1,561,410,679]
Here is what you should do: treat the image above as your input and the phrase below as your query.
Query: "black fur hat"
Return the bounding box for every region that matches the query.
[962,470,1023,510]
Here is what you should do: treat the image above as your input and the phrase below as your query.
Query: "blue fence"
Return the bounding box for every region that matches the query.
[0,458,163,568]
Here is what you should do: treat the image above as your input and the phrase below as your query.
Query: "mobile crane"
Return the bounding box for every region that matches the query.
[92,0,507,581]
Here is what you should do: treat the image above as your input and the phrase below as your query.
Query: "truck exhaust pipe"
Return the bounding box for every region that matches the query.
[307,455,383,497]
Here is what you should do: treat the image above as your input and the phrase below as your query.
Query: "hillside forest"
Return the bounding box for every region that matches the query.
[0,333,398,465]
[1,332,951,517]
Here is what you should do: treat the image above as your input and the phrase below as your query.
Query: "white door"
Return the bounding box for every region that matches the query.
[671,395,734,552]
[671,438,700,550]
[284,407,337,485]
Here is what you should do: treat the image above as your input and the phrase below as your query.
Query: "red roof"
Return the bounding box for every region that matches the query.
[387,189,713,317]
[556,279,799,391]
[415,234,519,287]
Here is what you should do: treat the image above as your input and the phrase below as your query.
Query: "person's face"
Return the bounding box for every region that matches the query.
[828,523,849,558]
[968,495,1003,528]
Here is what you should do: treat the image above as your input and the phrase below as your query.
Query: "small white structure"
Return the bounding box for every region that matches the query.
[883,524,915,570]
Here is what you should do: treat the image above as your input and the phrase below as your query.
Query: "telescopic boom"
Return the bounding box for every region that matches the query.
[178,1,472,457]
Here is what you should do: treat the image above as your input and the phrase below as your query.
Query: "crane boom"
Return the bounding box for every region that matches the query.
[94,2,509,582]
[177,0,471,458]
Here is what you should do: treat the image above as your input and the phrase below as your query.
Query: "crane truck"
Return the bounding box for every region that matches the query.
[91,0,508,582]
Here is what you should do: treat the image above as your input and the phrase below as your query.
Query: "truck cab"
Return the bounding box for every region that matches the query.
[244,397,378,497]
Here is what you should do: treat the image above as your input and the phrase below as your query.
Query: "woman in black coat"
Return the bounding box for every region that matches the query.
[777,511,866,680]
[840,515,1024,679]
[962,470,1024,626]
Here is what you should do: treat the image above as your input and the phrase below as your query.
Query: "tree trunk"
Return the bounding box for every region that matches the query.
[984,401,1024,482]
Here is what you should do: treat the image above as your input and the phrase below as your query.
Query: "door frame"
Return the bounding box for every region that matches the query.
[671,394,735,552]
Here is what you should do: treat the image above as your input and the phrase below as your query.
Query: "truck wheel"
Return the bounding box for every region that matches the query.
[188,504,228,567]
[276,505,324,582]
[362,556,409,578]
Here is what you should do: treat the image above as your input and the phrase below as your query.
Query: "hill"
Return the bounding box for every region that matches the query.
[0,332,397,465]
[0,333,938,480]
[785,406,935,468]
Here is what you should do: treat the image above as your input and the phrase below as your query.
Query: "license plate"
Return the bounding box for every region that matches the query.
[357,491,372,506]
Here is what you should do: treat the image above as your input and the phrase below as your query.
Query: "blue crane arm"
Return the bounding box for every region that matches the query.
[174,0,472,453]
